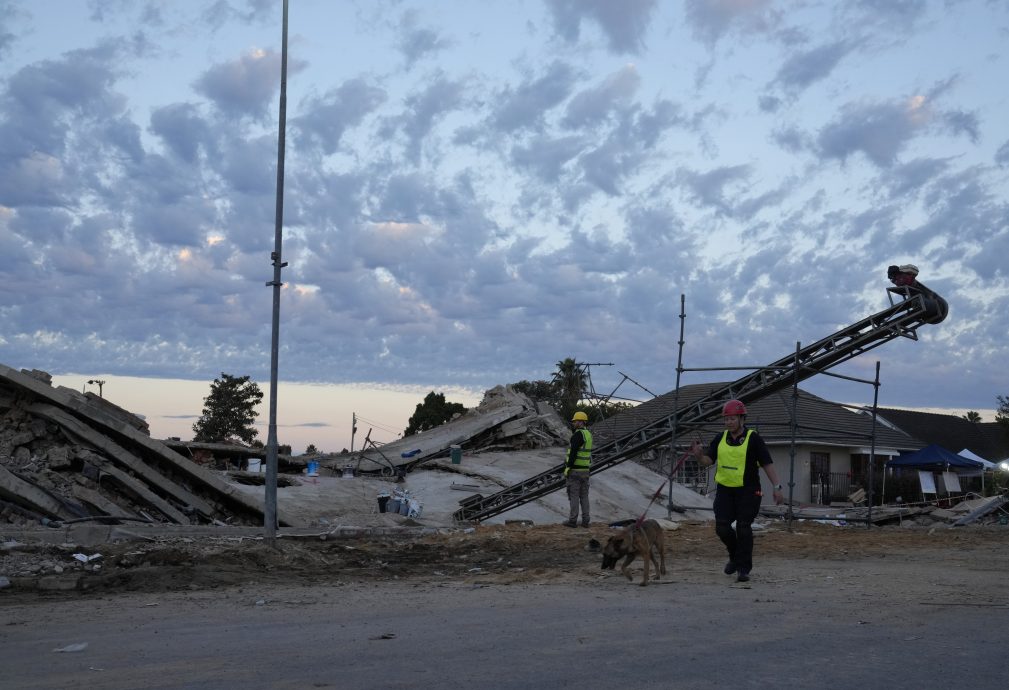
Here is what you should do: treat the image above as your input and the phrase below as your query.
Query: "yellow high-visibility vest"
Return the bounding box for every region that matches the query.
[571,428,592,471]
[715,429,751,487]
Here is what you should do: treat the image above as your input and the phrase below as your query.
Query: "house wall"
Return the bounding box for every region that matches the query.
[700,444,904,505]
[763,445,854,505]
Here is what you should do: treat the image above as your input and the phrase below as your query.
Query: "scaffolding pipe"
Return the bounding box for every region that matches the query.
[667,294,687,519]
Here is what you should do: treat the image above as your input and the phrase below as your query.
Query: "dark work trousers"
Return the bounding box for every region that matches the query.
[713,485,763,573]
[566,471,590,525]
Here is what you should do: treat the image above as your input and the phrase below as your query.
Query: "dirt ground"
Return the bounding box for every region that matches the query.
[4,520,1009,689]
[4,519,1009,599]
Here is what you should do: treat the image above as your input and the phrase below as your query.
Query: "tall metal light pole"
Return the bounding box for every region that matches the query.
[351,412,357,452]
[264,0,289,546]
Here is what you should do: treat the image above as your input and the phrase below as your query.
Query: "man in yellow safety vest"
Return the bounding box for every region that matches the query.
[562,410,592,528]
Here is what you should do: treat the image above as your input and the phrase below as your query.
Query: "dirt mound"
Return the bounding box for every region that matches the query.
[5,521,1007,598]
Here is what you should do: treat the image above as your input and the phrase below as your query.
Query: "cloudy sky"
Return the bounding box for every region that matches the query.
[1,1,1007,451]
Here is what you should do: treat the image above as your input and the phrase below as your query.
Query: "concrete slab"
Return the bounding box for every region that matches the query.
[231,447,712,528]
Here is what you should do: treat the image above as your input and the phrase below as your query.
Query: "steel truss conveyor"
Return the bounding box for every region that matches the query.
[453,282,948,523]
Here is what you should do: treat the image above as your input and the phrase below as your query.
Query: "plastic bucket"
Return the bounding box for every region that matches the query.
[450,445,462,465]
[307,461,319,477]
[387,499,401,514]
[377,495,390,513]
[247,458,262,472]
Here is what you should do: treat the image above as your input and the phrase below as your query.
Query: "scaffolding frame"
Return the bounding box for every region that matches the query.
[453,282,947,523]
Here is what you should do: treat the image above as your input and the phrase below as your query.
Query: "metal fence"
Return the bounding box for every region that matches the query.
[809,471,853,505]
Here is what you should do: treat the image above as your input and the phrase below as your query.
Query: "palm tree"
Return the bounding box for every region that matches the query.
[963,410,982,423]
[552,357,586,422]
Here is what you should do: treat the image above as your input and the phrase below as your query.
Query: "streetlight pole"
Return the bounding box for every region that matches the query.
[87,379,106,398]
[264,0,289,546]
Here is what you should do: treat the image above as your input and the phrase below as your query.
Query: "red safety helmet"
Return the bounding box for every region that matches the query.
[722,399,747,416]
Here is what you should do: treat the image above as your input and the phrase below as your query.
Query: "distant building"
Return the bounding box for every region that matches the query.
[591,383,1008,505]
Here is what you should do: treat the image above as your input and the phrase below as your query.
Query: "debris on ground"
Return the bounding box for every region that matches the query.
[0,364,301,528]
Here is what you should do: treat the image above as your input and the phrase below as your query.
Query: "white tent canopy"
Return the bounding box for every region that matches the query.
[958,448,997,470]
[958,448,999,494]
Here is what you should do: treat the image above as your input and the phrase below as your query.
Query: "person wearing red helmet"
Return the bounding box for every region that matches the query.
[690,399,784,582]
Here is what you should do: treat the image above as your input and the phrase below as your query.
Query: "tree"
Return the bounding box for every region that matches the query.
[997,396,1009,437]
[304,444,319,456]
[510,379,556,403]
[567,400,634,425]
[404,391,467,436]
[551,357,586,422]
[963,410,982,423]
[192,373,264,444]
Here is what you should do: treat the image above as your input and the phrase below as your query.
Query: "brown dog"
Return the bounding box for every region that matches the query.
[600,518,666,586]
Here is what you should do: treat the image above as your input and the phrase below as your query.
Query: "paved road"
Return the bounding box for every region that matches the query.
[2,557,1004,690]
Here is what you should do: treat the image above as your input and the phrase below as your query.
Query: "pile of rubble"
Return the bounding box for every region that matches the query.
[0,364,299,528]
[334,385,571,475]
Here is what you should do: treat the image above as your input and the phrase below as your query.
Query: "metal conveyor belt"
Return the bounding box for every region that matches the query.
[453,283,948,523]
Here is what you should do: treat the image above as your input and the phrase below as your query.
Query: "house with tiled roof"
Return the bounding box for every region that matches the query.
[592,383,919,505]
[875,408,1009,464]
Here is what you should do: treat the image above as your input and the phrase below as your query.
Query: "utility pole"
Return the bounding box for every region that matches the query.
[264,0,289,547]
[87,379,106,398]
[351,412,357,452]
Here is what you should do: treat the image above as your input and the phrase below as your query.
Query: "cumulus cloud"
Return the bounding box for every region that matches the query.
[397,73,468,163]
[0,0,1006,418]
[150,103,215,164]
[0,2,20,58]
[771,40,854,96]
[395,9,451,65]
[546,0,657,54]
[678,164,753,216]
[816,87,973,168]
[293,79,387,156]
[683,0,778,45]
[996,140,1009,168]
[193,49,285,119]
[562,64,641,129]
[491,61,578,133]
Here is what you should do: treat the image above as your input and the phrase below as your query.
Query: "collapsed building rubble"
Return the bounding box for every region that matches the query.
[0,364,301,528]
[329,385,571,476]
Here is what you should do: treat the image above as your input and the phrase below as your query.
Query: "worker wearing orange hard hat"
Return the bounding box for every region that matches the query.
[690,399,784,582]
[562,410,593,528]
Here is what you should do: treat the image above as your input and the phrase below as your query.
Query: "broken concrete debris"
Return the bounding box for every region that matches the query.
[0,363,301,528]
[3,364,1003,536]
[337,385,571,475]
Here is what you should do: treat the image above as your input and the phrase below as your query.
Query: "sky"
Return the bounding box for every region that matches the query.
[1,1,1008,454]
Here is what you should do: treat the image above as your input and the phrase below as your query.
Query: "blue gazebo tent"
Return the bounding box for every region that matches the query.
[884,445,984,502]
[885,444,984,472]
